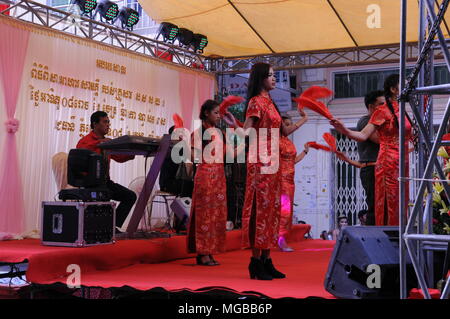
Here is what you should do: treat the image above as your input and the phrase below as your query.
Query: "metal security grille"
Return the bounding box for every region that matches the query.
[332,131,367,227]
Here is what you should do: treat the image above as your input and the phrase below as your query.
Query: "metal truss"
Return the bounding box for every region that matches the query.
[207,44,421,74]
[400,0,450,300]
[0,0,209,70]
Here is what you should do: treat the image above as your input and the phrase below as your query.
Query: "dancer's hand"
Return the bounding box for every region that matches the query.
[335,151,346,161]
[223,111,237,128]
[304,143,310,153]
[329,118,347,134]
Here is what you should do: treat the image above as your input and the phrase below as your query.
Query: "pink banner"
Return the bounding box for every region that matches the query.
[0,22,30,235]
[178,72,196,130]
[197,75,214,108]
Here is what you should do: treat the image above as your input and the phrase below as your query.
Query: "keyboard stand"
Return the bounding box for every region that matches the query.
[125,134,171,236]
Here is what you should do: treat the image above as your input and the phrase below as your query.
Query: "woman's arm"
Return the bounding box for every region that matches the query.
[223,111,257,138]
[330,119,376,142]
[295,143,310,163]
[335,151,364,168]
[282,108,308,136]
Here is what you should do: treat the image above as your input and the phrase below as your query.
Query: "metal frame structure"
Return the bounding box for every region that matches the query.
[0,0,209,69]
[400,0,450,299]
[208,44,421,74]
[1,0,448,74]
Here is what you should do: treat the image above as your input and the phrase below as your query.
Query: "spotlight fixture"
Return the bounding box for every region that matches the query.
[157,22,179,43]
[176,28,194,48]
[117,7,139,30]
[192,33,208,53]
[72,0,97,15]
[95,0,119,22]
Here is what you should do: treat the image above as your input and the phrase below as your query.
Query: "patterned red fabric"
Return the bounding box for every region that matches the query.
[369,101,412,226]
[242,93,282,249]
[279,136,297,237]
[187,124,227,255]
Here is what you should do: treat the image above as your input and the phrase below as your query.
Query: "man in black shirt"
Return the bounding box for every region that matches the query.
[337,90,384,225]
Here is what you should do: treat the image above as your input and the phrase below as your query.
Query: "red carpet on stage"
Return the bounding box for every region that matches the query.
[0,225,336,299]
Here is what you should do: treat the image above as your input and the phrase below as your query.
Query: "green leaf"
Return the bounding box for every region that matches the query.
[438,147,449,159]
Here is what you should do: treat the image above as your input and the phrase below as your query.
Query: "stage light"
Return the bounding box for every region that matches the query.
[176,28,194,48]
[192,34,208,53]
[157,22,179,42]
[72,0,97,15]
[117,7,139,30]
[96,0,119,22]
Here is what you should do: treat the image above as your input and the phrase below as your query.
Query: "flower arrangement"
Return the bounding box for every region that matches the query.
[432,147,450,234]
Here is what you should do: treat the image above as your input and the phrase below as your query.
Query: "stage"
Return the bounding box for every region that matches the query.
[0,225,336,299]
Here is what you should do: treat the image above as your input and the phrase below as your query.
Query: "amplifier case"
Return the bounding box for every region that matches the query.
[41,201,116,247]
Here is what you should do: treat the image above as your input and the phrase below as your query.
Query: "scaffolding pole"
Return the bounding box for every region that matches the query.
[400,0,450,300]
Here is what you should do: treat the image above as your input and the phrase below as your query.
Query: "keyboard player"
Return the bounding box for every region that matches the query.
[76,111,137,232]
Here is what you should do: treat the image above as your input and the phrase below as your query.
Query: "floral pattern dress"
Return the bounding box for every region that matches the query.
[279,136,297,238]
[242,93,282,249]
[187,124,227,255]
[369,101,412,226]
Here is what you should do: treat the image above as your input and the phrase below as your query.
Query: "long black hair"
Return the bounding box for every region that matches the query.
[244,62,281,118]
[383,74,399,128]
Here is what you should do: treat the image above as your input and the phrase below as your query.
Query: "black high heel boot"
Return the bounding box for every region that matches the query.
[248,257,272,280]
[261,257,286,279]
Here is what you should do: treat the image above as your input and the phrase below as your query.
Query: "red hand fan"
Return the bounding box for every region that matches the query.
[302,86,333,100]
[294,96,333,120]
[323,133,337,152]
[219,95,245,116]
[306,141,332,152]
[172,113,184,129]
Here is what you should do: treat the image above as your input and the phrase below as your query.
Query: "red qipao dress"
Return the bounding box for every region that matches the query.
[187,124,228,255]
[241,93,282,249]
[369,101,412,226]
[278,136,297,238]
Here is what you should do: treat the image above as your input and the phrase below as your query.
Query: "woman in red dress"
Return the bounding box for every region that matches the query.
[224,63,307,280]
[187,100,228,266]
[278,116,310,252]
[331,74,412,226]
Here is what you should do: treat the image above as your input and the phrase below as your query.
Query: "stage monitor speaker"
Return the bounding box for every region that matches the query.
[170,197,191,227]
[324,226,417,299]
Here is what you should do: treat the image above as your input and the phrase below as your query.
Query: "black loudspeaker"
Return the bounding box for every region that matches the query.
[324,226,417,299]
[67,149,106,188]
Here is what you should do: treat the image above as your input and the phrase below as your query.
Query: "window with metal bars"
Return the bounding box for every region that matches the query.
[331,131,367,227]
[334,65,450,99]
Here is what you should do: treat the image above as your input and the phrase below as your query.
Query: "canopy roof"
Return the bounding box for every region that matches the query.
[139,0,450,57]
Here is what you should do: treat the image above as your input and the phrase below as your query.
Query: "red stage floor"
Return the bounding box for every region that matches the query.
[0,225,336,299]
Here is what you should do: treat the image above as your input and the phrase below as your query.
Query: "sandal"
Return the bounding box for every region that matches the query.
[196,255,216,266]
[209,255,220,266]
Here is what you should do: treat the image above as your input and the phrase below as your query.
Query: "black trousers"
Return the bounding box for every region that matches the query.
[106,180,137,228]
[360,165,375,226]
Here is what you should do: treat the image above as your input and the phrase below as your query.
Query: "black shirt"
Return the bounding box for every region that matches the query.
[356,115,379,163]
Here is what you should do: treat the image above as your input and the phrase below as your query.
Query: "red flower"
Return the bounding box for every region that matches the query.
[433,218,439,225]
